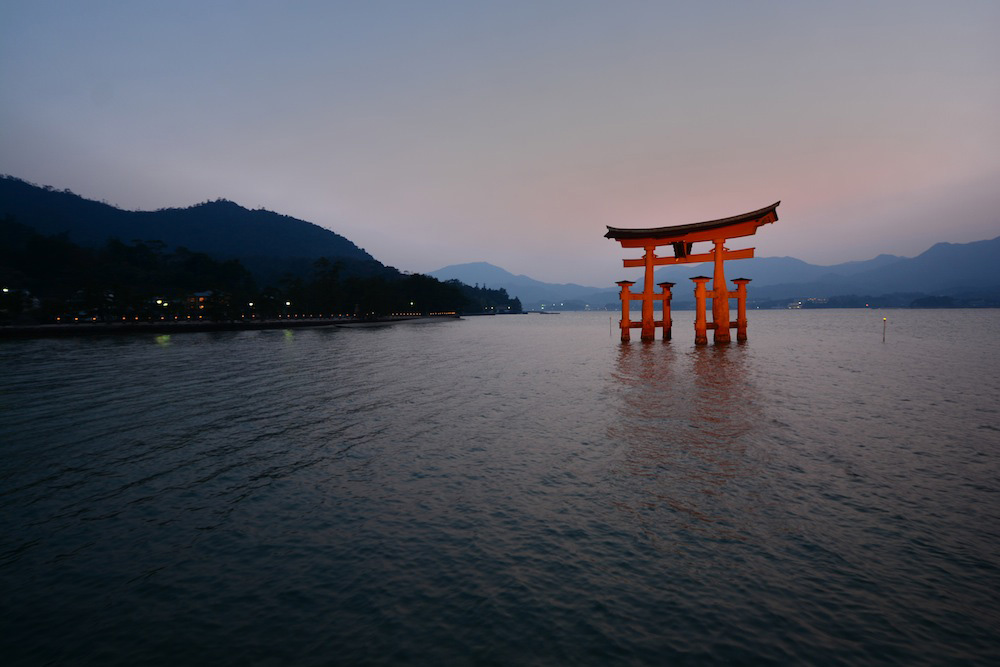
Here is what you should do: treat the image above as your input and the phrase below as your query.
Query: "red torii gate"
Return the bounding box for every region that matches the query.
[605,202,779,344]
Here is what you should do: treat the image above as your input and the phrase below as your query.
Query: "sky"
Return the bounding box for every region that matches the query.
[2,1,998,286]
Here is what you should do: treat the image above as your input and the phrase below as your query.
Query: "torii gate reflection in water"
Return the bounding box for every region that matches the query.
[605,202,779,344]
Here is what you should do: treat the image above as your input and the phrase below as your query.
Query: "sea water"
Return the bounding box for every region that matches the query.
[1,310,998,665]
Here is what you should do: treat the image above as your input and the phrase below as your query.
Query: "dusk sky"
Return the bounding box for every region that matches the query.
[2,1,998,285]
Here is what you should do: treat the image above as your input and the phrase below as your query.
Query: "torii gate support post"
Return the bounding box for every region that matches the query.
[691,277,710,345]
[733,278,751,342]
[711,239,731,344]
[658,281,674,341]
[616,280,635,342]
[640,246,656,341]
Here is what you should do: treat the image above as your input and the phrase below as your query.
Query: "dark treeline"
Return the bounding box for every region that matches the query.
[0,216,521,323]
[275,258,519,318]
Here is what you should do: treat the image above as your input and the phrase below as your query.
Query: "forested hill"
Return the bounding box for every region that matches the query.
[0,175,375,270]
[0,176,524,323]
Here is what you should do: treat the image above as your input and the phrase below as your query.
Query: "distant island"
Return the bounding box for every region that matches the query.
[0,175,521,326]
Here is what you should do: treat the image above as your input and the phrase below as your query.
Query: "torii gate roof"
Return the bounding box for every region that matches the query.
[605,201,780,245]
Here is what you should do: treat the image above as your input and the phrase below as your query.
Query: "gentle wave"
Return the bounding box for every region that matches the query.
[1,311,998,665]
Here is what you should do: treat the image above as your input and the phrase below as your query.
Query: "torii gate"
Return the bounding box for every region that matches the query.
[605,202,779,344]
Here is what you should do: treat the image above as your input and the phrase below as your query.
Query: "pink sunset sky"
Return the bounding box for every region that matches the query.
[2,1,998,286]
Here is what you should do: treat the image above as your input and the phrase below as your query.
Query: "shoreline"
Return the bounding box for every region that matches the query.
[0,314,461,339]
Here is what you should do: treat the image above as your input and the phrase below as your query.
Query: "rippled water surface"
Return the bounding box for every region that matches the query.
[2,310,999,665]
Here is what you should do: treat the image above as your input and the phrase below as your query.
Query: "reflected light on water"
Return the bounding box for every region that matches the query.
[609,342,761,536]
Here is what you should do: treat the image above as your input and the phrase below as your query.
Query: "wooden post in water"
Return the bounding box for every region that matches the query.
[691,277,711,346]
[733,278,751,342]
[616,280,635,342]
[657,281,674,341]
[711,239,731,343]
[640,246,656,342]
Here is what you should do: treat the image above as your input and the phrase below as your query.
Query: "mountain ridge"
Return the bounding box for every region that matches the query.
[428,262,604,305]
[431,237,1000,308]
[0,175,377,274]
[4,175,997,308]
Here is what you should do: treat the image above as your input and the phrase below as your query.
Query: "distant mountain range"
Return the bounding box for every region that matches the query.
[432,236,1000,309]
[428,262,610,307]
[650,240,1000,302]
[3,174,998,308]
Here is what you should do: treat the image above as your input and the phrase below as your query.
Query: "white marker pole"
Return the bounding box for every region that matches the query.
[883,317,887,343]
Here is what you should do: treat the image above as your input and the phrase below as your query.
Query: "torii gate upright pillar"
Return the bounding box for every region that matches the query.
[733,278,751,342]
[691,277,711,345]
[640,246,657,341]
[711,239,731,343]
[657,281,674,340]
[616,280,635,342]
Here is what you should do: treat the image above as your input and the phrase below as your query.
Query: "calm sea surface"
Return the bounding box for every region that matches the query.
[1,310,999,665]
